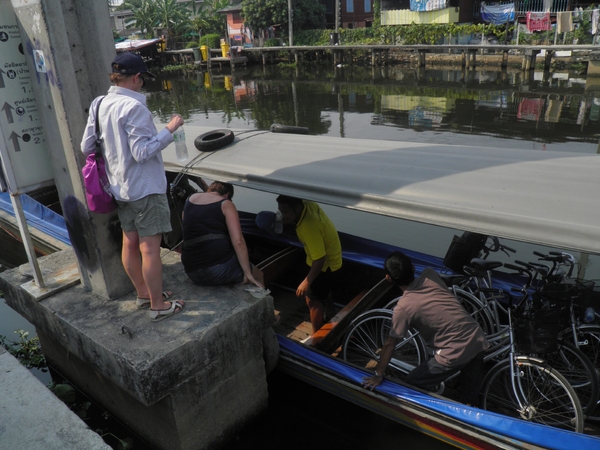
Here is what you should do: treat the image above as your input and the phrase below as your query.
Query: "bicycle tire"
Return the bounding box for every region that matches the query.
[383,297,399,310]
[560,324,600,420]
[453,288,496,336]
[560,324,600,370]
[481,356,584,433]
[342,309,427,382]
[544,341,600,417]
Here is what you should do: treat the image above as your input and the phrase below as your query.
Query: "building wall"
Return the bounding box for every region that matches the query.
[110,10,133,35]
[459,0,474,22]
[342,0,375,27]
[381,7,461,24]
[226,11,248,45]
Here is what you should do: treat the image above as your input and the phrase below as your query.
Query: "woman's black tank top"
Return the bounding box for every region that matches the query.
[181,198,233,271]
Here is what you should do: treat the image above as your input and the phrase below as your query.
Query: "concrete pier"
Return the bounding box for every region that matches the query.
[0,346,111,450]
[0,249,278,450]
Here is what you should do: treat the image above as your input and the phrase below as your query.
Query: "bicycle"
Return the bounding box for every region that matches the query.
[342,290,585,432]
[456,256,600,418]
[443,236,516,335]
[525,251,600,420]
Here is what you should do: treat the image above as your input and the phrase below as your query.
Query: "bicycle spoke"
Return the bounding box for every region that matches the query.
[342,310,426,382]
[482,359,583,433]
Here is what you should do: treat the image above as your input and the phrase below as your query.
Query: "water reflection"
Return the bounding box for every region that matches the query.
[145,65,600,154]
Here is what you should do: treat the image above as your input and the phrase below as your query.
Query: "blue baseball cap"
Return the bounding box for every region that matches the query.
[112,52,156,78]
[255,211,283,235]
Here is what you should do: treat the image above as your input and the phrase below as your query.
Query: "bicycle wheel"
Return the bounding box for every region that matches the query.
[481,357,584,433]
[342,309,427,382]
[565,324,600,370]
[545,341,600,417]
[561,324,600,420]
[453,289,496,336]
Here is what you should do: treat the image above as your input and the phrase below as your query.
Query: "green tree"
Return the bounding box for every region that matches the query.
[190,0,228,40]
[123,0,192,42]
[242,0,325,39]
[123,0,157,37]
[117,0,142,11]
[154,0,192,43]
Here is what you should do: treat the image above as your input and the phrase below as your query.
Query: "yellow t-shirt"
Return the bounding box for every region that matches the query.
[295,201,342,272]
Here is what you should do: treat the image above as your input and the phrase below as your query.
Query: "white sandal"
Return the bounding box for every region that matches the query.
[149,300,184,322]
[136,291,173,309]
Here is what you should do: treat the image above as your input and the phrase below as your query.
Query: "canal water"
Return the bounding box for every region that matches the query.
[2,62,600,449]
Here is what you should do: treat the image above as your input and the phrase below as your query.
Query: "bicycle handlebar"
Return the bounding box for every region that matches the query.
[482,236,516,258]
[533,250,576,279]
[504,263,534,288]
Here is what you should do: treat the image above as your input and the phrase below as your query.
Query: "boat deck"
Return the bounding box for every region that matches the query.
[272,286,315,343]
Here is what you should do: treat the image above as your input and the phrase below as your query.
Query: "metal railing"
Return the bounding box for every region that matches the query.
[515,0,570,12]
[475,0,571,15]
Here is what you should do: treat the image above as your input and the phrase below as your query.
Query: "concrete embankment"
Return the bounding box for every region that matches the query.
[0,346,111,450]
[0,249,278,450]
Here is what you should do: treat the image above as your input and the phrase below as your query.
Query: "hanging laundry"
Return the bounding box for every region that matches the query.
[577,100,587,125]
[544,96,563,123]
[592,9,599,35]
[543,0,552,12]
[480,3,515,25]
[526,12,551,32]
[517,98,545,121]
[556,11,574,33]
[589,99,600,122]
[410,0,448,12]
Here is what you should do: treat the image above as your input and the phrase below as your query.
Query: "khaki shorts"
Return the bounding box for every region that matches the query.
[117,194,172,237]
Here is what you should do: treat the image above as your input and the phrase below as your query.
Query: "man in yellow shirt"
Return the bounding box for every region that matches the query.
[276,196,342,333]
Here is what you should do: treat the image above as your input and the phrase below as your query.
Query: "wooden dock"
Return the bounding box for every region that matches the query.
[160,48,247,69]
[159,43,600,72]
[242,44,600,71]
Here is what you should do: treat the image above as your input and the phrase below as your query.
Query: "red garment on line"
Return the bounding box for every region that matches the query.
[518,98,545,121]
[526,12,551,32]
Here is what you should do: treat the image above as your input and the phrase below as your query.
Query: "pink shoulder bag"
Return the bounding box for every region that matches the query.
[82,97,117,213]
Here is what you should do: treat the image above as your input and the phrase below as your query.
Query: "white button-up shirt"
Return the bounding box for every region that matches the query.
[81,86,172,201]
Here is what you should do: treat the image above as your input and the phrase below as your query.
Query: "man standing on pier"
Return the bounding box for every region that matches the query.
[276,196,342,333]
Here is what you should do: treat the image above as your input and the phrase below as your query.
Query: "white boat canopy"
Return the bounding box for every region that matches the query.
[163,126,600,255]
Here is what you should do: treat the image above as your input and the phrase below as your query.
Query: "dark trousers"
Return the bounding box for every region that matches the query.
[406,351,485,406]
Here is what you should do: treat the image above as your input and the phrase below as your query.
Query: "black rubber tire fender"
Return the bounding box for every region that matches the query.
[270,123,309,135]
[194,129,235,152]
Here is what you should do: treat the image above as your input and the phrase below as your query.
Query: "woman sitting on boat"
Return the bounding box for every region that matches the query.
[180,181,264,288]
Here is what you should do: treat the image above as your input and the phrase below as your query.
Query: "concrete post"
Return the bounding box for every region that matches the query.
[501,50,508,69]
[523,49,540,71]
[544,50,554,72]
[470,50,477,69]
[11,0,132,299]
